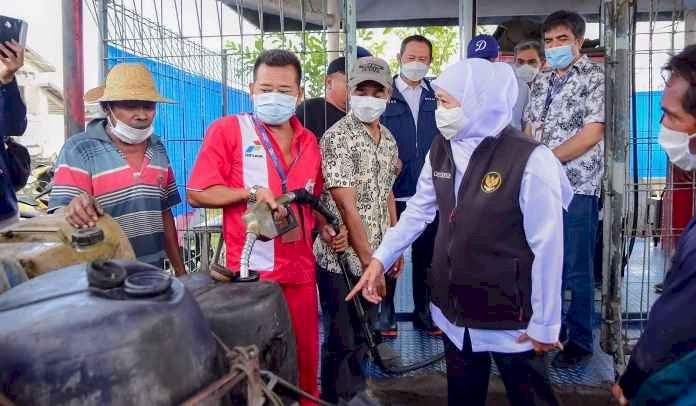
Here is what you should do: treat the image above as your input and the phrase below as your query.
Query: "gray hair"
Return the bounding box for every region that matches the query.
[514,40,543,59]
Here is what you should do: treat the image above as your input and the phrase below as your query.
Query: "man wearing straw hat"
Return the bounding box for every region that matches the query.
[49,63,186,276]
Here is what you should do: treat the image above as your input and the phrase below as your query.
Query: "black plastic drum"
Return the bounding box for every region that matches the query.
[0,261,219,405]
[181,272,298,397]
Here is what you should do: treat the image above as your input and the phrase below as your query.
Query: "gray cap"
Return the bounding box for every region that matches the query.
[348,57,392,90]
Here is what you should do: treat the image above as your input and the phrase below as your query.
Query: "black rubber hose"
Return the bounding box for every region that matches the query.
[289,189,445,374]
[622,3,640,271]
[337,253,445,375]
[289,189,341,233]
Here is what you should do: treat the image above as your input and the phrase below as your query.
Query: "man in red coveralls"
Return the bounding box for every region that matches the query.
[187,49,347,404]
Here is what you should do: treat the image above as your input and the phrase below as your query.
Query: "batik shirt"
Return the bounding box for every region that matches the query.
[314,113,398,276]
[524,55,605,196]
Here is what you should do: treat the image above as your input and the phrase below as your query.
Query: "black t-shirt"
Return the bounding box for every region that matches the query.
[295,97,345,140]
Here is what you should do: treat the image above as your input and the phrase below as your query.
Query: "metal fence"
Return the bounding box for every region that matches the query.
[86,0,344,272]
[602,0,694,371]
[83,0,696,378]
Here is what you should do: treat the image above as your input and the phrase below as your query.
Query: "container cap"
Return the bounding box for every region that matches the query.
[72,227,105,249]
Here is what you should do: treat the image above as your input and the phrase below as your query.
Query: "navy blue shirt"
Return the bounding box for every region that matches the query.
[0,78,28,221]
[620,217,696,398]
[381,76,439,199]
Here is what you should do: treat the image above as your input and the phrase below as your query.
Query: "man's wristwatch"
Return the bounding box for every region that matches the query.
[247,185,261,204]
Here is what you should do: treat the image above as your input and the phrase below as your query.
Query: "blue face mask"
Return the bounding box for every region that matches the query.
[253,92,297,125]
[545,45,575,70]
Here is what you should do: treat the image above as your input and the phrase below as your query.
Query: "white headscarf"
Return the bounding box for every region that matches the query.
[432,58,518,141]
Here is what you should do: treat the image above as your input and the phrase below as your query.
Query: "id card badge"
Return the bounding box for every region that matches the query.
[532,123,545,143]
[281,206,302,244]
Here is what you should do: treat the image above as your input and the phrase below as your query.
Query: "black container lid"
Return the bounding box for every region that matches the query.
[71,227,105,248]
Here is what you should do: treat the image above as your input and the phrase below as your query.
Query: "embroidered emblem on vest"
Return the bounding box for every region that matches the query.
[433,171,452,179]
[481,172,502,193]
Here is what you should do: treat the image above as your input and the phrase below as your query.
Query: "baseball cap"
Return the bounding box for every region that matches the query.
[326,46,373,75]
[348,56,392,90]
[467,35,500,60]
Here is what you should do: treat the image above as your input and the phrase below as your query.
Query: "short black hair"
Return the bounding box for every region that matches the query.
[514,40,544,59]
[400,35,433,60]
[253,49,302,85]
[327,57,346,76]
[542,10,586,39]
[665,44,696,117]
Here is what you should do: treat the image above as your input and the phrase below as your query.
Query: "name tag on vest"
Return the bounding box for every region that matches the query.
[433,171,452,179]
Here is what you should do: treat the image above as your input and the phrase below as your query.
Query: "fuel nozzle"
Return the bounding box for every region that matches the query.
[234,189,340,282]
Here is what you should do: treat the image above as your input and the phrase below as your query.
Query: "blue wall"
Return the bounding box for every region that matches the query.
[632,90,667,179]
[107,46,253,217]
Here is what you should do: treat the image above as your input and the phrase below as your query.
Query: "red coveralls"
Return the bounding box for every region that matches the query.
[188,114,322,405]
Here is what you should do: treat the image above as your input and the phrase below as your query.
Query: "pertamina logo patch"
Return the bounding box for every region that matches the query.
[244,140,264,158]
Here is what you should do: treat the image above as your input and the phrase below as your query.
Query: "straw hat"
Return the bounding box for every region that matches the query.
[84,85,104,103]
[98,63,174,104]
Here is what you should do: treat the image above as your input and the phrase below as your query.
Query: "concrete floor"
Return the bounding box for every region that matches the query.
[331,239,667,405]
[370,374,616,406]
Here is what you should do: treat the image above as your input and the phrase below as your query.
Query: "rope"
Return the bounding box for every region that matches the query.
[259,371,336,406]
[211,332,336,406]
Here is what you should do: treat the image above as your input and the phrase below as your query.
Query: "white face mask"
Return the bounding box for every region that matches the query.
[515,64,539,84]
[253,92,298,125]
[659,124,696,170]
[401,61,429,82]
[435,106,470,140]
[107,108,153,144]
[350,95,387,123]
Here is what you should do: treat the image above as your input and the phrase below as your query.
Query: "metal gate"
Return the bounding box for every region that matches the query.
[601,0,694,372]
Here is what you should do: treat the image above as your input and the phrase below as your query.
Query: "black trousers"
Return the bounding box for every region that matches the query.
[444,332,560,406]
[318,269,377,403]
[376,201,438,329]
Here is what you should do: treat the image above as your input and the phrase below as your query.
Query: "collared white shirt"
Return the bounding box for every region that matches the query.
[373,135,573,353]
[395,76,428,129]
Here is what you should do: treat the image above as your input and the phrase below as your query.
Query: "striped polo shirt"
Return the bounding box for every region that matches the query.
[49,119,181,267]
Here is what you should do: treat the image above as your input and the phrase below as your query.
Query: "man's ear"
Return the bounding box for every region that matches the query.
[297,87,305,106]
[396,53,402,64]
[248,83,255,96]
[577,37,585,50]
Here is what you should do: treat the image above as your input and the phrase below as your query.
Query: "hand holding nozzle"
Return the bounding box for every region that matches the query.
[249,186,288,220]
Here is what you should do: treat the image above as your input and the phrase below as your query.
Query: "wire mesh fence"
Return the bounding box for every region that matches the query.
[619,0,693,358]
[86,0,343,272]
[83,0,696,379]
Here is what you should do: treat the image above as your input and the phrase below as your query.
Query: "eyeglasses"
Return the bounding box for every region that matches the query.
[661,69,674,87]
[662,68,696,87]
